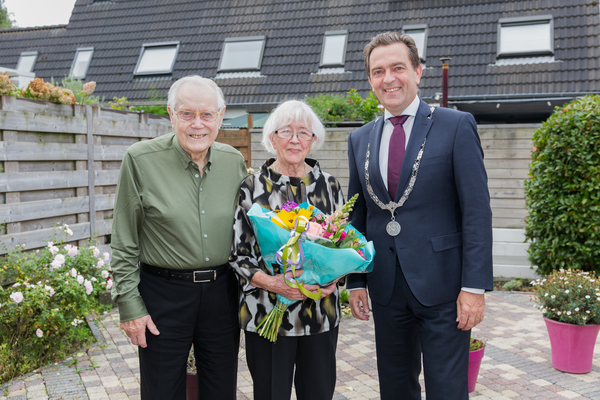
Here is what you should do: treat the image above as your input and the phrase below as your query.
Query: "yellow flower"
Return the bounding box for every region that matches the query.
[272,208,312,230]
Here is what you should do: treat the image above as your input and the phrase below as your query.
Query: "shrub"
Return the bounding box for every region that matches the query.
[0,224,112,384]
[50,75,102,104]
[305,89,382,125]
[531,268,600,325]
[524,95,600,276]
[131,87,169,116]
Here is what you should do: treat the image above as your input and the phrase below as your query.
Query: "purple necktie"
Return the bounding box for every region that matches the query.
[387,115,409,199]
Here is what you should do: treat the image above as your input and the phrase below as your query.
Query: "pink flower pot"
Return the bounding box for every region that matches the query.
[468,346,485,393]
[544,317,600,374]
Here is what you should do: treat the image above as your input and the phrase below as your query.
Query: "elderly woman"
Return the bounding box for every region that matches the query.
[230,99,344,400]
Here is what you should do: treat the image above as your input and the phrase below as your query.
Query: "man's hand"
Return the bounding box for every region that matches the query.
[349,288,370,321]
[120,315,160,348]
[456,291,485,331]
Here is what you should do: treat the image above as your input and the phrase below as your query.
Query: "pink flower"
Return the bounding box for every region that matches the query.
[10,292,23,303]
[70,268,77,278]
[49,245,59,255]
[67,246,78,257]
[101,270,109,279]
[84,280,93,295]
[357,249,365,259]
[77,275,84,284]
[90,246,100,257]
[306,222,324,237]
[97,260,105,269]
[322,231,332,239]
[36,329,43,338]
[82,81,96,96]
[51,254,65,269]
[106,279,113,290]
[103,252,110,262]
[338,231,347,242]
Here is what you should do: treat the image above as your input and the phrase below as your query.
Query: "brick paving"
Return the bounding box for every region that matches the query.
[2,291,599,399]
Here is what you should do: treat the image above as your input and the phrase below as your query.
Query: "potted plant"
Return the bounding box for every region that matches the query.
[468,337,486,393]
[531,268,600,373]
[186,346,197,400]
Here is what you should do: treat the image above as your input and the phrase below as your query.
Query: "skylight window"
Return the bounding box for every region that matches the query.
[498,16,553,57]
[71,48,94,79]
[16,51,38,72]
[320,31,348,67]
[218,36,266,72]
[403,25,428,63]
[134,42,180,75]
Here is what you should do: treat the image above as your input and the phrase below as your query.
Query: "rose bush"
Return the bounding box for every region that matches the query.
[0,224,112,384]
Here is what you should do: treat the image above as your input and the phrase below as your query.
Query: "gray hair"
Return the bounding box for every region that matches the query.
[167,75,226,110]
[261,100,325,155]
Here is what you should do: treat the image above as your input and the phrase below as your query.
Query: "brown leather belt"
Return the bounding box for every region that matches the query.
[140,262,229,283]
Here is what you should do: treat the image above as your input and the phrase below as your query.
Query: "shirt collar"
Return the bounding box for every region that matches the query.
[384,95,420,121]
[172,132,213,171]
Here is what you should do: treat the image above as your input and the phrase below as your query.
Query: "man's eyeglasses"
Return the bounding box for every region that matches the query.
[174,109,221,122]
[275,128,314,142]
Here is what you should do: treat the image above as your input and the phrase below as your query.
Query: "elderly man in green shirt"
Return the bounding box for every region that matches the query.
[110,75,247,400]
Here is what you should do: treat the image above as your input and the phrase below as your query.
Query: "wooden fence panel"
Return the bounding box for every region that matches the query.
[0,97,251,255]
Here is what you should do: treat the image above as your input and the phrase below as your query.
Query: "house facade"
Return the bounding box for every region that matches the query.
[0,0,598,122]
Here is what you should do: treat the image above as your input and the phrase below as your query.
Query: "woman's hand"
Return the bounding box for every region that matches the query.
[250,270,308,301]
[303,278,339,299]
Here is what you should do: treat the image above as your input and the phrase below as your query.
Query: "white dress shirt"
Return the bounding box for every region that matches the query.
[375,95,484,296]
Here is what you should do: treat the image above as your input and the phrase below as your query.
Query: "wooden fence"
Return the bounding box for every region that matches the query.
[0,96,251,255]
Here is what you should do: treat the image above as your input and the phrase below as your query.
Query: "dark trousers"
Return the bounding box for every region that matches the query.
[138,268,240,400]
[372,264,470,400]
[245,326,339,400]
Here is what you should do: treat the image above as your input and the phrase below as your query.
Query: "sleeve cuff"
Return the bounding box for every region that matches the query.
[461,287,485,295]
[115,296,148,323]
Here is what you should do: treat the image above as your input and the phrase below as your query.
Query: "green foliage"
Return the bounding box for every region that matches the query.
[339,288,349,304]
[50,75,102,105]
[469,337,486,352]
[531,268,600,325]
[0,0,14,29]
[502,280,523,291]
[0,224,112,384]
[131,87,169,116]
[305,89,382,125]
[524,95,600,275]
[108,96,129,110]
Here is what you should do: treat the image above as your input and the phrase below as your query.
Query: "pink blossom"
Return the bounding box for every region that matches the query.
[71,268,77,278]
[90,246,100,257]
[84,280,93,295]
[67,246,78,257]
[67,228,74,236]
[323,231,332,239]
[49,245,59,255]
[106,279,113,290]
[97,260,105,269]
[82,81,96,96]
[36,329,43,338]
[338,231,347,242]
[65,244,72,251]
[357,249,365,259]
[45,285,55,297]
[306,222,324,237]
[77,275,84,284]
[101,270,109,279]
[51,254,65,269]
[103,252,110,262]
[10,292,23,303]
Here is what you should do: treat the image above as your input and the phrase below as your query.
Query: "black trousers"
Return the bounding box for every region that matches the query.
[138,268,240,400]
[245,326,339,400]
[372,264,470,400]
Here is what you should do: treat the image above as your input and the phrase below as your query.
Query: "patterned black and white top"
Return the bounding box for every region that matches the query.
[230,158,345,336]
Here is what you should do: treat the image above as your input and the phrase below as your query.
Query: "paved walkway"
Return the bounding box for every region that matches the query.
[2,291,600,400]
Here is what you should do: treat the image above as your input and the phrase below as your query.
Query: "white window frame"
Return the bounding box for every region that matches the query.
[402,25,428,63]
[17,51,38,73]
[497,15,554,58]
[71,47,94,79]
[133,41,180,75]
[319,30,348,68]
[218,36,266,72]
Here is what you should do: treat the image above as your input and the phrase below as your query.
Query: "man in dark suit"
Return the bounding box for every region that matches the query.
[347,32,493,399]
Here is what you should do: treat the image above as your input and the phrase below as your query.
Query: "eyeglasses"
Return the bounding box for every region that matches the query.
[275,128,315,142]
[174,109,221,122]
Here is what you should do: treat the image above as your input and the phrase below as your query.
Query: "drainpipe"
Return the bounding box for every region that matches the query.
[439,57,451,108]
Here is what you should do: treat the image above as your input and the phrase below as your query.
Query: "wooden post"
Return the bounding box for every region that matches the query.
[1,96,20,235]
[440,57,451,108]
[85,105,96,237]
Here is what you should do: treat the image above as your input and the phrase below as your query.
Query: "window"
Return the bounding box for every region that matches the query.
[498,15,553,57]
[71,48,94,79]
[218,36,266,72]
[16,51,38,72]
[403,25,428,63]
[320,31,348,67]
[134,42,180,75]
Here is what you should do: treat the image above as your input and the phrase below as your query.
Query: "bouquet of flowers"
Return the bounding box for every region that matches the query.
[247,194,375,342]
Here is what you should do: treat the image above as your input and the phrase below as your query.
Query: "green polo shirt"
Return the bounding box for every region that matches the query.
[110,132,247,322]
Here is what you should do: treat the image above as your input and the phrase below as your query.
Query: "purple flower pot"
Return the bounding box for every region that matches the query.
[468,346,485,393]
[544,317,600,374]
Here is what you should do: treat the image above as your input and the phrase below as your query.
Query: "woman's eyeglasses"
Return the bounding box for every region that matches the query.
[275,128,314,142]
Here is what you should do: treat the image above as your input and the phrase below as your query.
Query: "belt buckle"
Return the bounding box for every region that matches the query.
[193,270,215,283]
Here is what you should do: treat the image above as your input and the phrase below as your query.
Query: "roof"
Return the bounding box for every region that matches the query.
[0,0,598,122]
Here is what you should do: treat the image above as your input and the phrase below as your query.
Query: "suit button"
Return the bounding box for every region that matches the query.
[389,247,394,253]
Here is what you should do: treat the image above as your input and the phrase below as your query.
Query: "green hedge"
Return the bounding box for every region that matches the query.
[524,95,600,275]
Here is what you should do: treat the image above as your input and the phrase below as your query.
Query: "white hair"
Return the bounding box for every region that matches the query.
[167,75,226,110]
[261,100,326,155]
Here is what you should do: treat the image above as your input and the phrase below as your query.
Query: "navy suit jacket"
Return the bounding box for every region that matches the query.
[347,99,493,307]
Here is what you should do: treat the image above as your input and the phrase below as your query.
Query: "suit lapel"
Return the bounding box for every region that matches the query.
[368,116,391,202]
[395,100,434,200]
